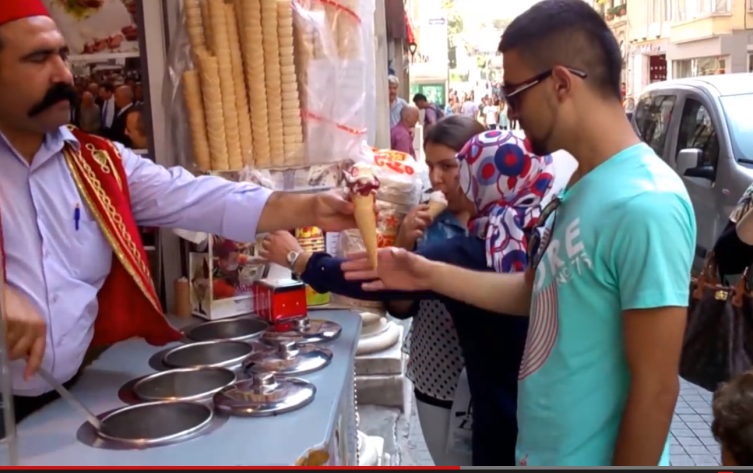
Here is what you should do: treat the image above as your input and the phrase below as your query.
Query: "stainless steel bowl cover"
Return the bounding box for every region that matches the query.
[213,373,316,416]
[244,341,332,375]
[185,316,269,343]
[97,401,213,446]
[132,367,237,402]
[263,318,342,344]
[162,340,256,370]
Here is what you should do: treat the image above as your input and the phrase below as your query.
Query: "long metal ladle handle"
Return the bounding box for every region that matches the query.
[36,368,102,431]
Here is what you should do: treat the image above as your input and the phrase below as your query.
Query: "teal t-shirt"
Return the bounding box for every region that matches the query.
[515,143,696,466]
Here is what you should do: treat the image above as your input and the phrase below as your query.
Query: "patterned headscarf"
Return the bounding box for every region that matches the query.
[457,130,555,273]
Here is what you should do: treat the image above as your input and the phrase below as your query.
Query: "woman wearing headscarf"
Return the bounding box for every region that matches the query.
[263,116,485,466]
[262,131,555,466]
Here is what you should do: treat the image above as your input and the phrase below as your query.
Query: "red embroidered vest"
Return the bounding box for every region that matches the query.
[1,126,182,347]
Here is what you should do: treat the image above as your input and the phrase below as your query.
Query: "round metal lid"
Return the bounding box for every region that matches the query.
[244,341,333,375]
[184,316,269,343]
[213,373,316,416]
[162,340,256,370]
[98,401,214,447]
[264,318,342,344]
[132,367,237,403]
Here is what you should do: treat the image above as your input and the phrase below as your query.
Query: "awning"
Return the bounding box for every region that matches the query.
[405,11,415,45]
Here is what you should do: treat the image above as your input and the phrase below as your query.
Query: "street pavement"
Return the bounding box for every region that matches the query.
[400,378,720,466]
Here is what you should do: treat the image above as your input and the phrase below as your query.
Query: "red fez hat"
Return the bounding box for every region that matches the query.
[0,0,50,26]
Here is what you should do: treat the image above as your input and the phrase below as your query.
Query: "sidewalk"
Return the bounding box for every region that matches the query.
[396,378,720,467]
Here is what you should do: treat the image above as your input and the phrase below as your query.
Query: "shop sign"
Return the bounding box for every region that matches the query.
[631,43,667,55]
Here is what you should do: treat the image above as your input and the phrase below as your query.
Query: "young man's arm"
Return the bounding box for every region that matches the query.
[610,192,696,466]
[423,260,532,315]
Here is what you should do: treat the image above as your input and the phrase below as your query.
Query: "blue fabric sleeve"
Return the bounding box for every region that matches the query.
[607,192,696,310]
[300,235,489,302]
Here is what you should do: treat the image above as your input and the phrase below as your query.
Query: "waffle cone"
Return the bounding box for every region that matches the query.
[181,70,211,172]
[352,193,378,269]
[199,0,214,53]
[427,200,447,219]
[184,0,206,51]
[225,2,254,166]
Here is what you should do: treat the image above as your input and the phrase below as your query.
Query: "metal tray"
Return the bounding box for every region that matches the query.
[184,316,270,343]
[94,401,214,448]
[132,367,237,403]
[162,340,257,371]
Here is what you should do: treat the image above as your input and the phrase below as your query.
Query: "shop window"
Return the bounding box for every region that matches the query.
[674,57,725,78]
[677,99,720,178]
[635,95,676,156]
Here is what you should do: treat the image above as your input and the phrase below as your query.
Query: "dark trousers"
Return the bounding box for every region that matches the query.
[0,375,80,438]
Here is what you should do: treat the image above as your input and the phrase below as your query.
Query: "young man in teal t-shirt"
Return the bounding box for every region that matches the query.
[497,0,694,464]
[339,0,696,466]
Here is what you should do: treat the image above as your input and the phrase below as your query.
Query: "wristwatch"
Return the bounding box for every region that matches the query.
[286,250,303,271]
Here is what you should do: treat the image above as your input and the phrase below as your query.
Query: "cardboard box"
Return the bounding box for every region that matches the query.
[188,235,267,320]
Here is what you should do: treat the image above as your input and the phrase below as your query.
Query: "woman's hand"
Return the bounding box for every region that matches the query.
[260,231,303,268]
[395,204,433,249]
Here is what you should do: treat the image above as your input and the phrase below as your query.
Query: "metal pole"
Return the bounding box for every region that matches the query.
[0,258,19,465]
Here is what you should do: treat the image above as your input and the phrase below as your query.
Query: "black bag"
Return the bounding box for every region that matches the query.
[680,253,753,392]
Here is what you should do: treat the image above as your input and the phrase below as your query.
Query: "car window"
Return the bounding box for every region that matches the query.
[677,98,720,175]
[634,95,676,157]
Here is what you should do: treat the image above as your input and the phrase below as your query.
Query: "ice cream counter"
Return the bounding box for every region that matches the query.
[0,310,362,466]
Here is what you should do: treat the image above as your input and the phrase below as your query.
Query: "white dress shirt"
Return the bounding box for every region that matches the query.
[101,97,115,129]
[0,127,272,396]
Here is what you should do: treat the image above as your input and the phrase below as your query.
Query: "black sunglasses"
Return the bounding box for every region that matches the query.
[526,196,561,271]
[502,67,588,113]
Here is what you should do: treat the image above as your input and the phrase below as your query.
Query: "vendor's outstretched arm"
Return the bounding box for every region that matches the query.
[121,145,349,237]
[421,261,531,316]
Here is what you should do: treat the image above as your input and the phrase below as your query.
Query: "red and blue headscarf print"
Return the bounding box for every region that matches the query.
[457,130,555,273]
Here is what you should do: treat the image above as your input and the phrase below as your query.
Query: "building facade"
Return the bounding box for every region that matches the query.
[666,0,753,79]
[627,0,673,97]
[593,0,632,88]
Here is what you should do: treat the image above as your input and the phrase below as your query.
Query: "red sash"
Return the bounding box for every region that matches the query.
[0,126,182,347]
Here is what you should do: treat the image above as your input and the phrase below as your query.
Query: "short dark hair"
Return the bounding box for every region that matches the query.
[412,93,427,103]
[99,81,115,93]
[424,115,486,152]
[498,0,622,100]
[712,370,753,466]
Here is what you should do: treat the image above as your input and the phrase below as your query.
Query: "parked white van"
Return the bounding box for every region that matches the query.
[632,73,753,267]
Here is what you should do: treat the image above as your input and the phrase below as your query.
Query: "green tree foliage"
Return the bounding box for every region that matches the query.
[442,0,464,35]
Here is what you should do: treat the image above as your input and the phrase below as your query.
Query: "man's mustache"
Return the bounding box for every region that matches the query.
[28,83,78,118]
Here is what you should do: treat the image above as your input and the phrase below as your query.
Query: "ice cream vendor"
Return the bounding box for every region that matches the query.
[0,0,359,424]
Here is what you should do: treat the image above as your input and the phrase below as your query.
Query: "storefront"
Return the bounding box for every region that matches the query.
[628,41,668,98]
[667,32,752,78]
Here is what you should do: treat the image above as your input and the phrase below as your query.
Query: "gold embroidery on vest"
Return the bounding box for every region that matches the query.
[84,143,123,192]
[63,147,161,314]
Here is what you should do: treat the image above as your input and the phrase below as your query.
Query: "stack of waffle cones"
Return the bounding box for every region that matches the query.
[181,70,211,172]
[195,49,228,171]
[179,0,358,172]
[184,0,206,53]
[224,2,254,166]
[334,0,361,59]
[277,0,304,166]
[260,0,285,166]
[238,0,272,167]
[208,0,243,170]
